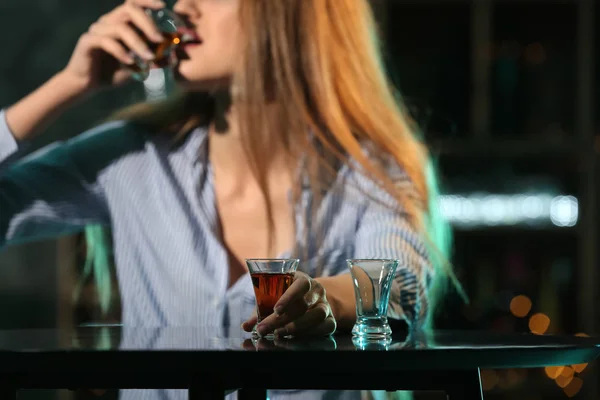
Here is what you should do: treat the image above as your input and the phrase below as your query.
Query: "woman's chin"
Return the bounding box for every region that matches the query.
[171,63,194,85]
[173,67,232,93]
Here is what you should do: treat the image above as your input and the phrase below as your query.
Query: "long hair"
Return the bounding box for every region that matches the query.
[81,0,461,325]
[118,0,430,233]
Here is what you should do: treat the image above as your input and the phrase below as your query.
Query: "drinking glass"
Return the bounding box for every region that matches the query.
[246,259,299,339]
[347,259,399,338]
[128,8,186,81]
[352,335,392,351]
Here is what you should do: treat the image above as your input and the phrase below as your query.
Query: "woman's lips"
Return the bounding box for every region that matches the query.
[174,28,201,60]
[179,28,202,46]
[182,42,201,49]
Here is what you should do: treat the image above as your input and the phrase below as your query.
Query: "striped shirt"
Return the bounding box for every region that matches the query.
[0,109,431,399]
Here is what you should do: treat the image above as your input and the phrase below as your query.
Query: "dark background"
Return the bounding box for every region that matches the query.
[0,0,598,399]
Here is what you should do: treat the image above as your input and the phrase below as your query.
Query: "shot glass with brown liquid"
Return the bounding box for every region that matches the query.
[128,8,186,81]
[246,259,299,339]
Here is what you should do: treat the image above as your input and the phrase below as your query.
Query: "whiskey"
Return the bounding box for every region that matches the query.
[251,272,294,322]
[127,7,185,81]
[128,31,182,78]
[149,31,182,68]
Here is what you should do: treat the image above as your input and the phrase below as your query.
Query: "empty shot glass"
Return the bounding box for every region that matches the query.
[246,259,299,339]
[347,259,399,339]
[352,335,392,351]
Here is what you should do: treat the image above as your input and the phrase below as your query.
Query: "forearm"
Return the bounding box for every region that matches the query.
[5,72,89,141]
[315,274,356,332]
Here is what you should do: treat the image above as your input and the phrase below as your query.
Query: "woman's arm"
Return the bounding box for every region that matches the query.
[314,274,355,331]
[245,206,430,336]
[246,194,431,337]
[4,0,168,142]
[0,114,136,249]
[243,162,433,337]
[319,160,433,332]
[316,211,430,333]
[4,72,89,142]
[354,208,431,325]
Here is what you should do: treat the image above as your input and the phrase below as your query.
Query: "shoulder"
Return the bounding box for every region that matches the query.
[341,147,415,206]
[65,120,148,158]
[8,120,145,170]
[71,119,208,176]
[10,120,175,186]
[65,120,207,168]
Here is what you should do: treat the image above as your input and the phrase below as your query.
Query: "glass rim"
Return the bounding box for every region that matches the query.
[346,258,399,263]
[245,258,300,263]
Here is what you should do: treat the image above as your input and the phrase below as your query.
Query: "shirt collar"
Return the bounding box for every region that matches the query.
[178,126,330,196]
[180,125,209,165]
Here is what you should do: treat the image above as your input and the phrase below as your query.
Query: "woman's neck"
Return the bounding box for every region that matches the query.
[208,90,248,178]
[207,90,291,184]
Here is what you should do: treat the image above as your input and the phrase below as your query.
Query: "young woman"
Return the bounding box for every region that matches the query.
[1,0,454,397]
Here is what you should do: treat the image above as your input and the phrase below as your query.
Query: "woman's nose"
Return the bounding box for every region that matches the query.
[172,0,200,19]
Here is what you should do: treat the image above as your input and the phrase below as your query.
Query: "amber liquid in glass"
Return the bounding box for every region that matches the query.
[129,31,182,74]
[251,272,294,322]
[151,31,182,68]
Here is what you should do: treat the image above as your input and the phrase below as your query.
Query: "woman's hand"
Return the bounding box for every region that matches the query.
[242,272,337,337]
[61,0,167,92]
[5,0,168,141]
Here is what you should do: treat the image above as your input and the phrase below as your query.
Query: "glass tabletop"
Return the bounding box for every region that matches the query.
[0,326,596,373]
[0,325,596,353]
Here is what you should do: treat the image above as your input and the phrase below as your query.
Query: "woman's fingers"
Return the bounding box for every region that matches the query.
[273,272,312,315]
[93,1,165,62]
[126,0,166,9]
[80,33,135,65]
[246,273,335,338]
[254,274,333,337]
[242,314,258,332]
[255,295,312,336]
[274,302,335,337]
[89,23,153,61]
[124,3,165,43]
